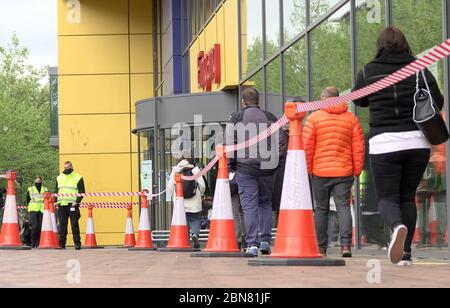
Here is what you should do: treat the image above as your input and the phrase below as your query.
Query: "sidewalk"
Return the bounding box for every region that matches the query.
[0,247,448,288]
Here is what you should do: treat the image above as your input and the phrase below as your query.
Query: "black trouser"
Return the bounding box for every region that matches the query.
[57,204,81,247]
[311,176,354,250]
[370,149,430,253]
[29,211,43,248]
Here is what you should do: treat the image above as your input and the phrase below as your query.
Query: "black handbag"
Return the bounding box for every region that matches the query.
[413,70,449,145]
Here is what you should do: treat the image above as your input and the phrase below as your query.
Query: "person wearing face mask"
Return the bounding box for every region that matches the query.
[26,176,48,248]
[55,161,85,250]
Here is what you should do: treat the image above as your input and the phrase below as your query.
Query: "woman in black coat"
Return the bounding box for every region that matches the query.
[353,27,444,266]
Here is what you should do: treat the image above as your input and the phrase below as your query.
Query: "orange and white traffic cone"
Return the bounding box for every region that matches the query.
[84,205,104,249]
[39,192,58,249]
[429,196,438,246]
[49,199,59,247]
[129,190,156,251]
[192,145,253,258]
[158,174,199,252]
[124,204,136,248]
[0,171,31,250]
[249,103,345,266]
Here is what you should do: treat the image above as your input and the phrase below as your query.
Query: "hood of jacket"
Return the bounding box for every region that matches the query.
[323,102,348,114]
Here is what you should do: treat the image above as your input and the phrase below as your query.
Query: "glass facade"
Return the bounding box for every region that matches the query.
[237,0,449,250]
[139,0,450,253]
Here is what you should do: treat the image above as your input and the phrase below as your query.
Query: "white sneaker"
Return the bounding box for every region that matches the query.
[397,253,413,267]
[388,225,408,264]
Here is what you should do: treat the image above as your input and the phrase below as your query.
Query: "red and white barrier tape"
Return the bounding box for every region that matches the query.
[17,202,140,210]
[52,189,166,198]
[295,39,450,113]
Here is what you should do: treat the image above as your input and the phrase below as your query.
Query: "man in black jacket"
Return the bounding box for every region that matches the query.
[226,87,287,256]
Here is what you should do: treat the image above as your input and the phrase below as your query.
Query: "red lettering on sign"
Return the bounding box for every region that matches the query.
[197,44,221,92]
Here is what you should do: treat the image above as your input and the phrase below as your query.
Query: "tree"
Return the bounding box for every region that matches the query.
[0,35,59,206]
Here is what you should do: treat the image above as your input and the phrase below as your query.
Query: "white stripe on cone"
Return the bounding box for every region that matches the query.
[41,211,53,232]
[86,218,95,234]
[138,207,150,231]
[210,179,234,220]
[126,218,134,234]
[51,212,58,235]
[279,150,312,210]
[2,195,18,223]
[171,197,188,226]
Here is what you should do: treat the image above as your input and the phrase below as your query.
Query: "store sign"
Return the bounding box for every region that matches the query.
[197,44,221,92]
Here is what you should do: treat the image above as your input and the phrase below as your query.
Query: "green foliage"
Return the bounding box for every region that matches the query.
[245,0,445,133]
[0,34,59,204]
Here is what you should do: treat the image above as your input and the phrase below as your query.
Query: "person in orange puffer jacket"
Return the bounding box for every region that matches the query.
[303,86,365,258]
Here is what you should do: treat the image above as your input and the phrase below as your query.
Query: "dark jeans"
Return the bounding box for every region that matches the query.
[58,204,81,247]
[311,176,354,250]
[370,149,430,253]
[236,172,274,247]
[186,212,202,236]
[231,193,246,247]
[29,211,43,248]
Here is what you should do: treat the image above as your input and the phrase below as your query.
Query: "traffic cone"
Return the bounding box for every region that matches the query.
[49,198,59,247]
[429,196,438,246]
[445,227,448,245]
[192,145,253,258]
[413,220,420,244]
[129,190,156,251]
[84,205,104,249]
[158,174,200,252]
[124,204,136,248]
[39,192,58,249]
[0,171,31,250]
[249,103,345,266]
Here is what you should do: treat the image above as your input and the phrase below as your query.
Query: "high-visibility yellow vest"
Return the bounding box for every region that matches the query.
[57,172,82,206]
[27,186,48,213]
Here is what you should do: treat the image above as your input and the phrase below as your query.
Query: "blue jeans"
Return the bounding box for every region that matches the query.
[186,212,202,236]
[236,172,274,247]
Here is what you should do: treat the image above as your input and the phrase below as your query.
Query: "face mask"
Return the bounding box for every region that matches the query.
[35,183,42,189]
[63,168,73,175]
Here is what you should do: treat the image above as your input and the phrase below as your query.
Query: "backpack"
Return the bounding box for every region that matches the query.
[181,167,198,199]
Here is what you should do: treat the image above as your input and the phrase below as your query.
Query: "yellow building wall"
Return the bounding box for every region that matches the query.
[58,0,153,245]
[190,0,240,93]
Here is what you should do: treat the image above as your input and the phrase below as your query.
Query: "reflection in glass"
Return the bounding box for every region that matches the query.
[284,39,307,101]
[265,0,280,55]
[241,0,263,78]
[283,0,306,44]
[310,3,351,100]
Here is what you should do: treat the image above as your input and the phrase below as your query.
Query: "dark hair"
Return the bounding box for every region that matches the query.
[287,96,307,103]
[64,161,72,165]
[321,86,339,98]
[375,27,413,59]
[177,155,196,166]
[242,87,260,106]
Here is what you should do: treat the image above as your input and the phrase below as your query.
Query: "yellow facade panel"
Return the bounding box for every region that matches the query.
[59,114,132,154]
[59,75,130,115]
[131,115,138,153]
[189,0,240,93]
[131,74,154,113]
[130,35,154,74]
[190,39,200,93]
[58,0,129,36]
[60,153,134,246]
[223,0,240,88]
[59,35,129,75]
[130,0,153,34]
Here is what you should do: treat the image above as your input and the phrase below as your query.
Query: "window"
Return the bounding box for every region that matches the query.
[310,3,351,100]
[265,0,280,56]
[241,0,263,78]
[283,0,306,44]
[266,57,282,117]
[310,0,343,24]
[284,38,307,101]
